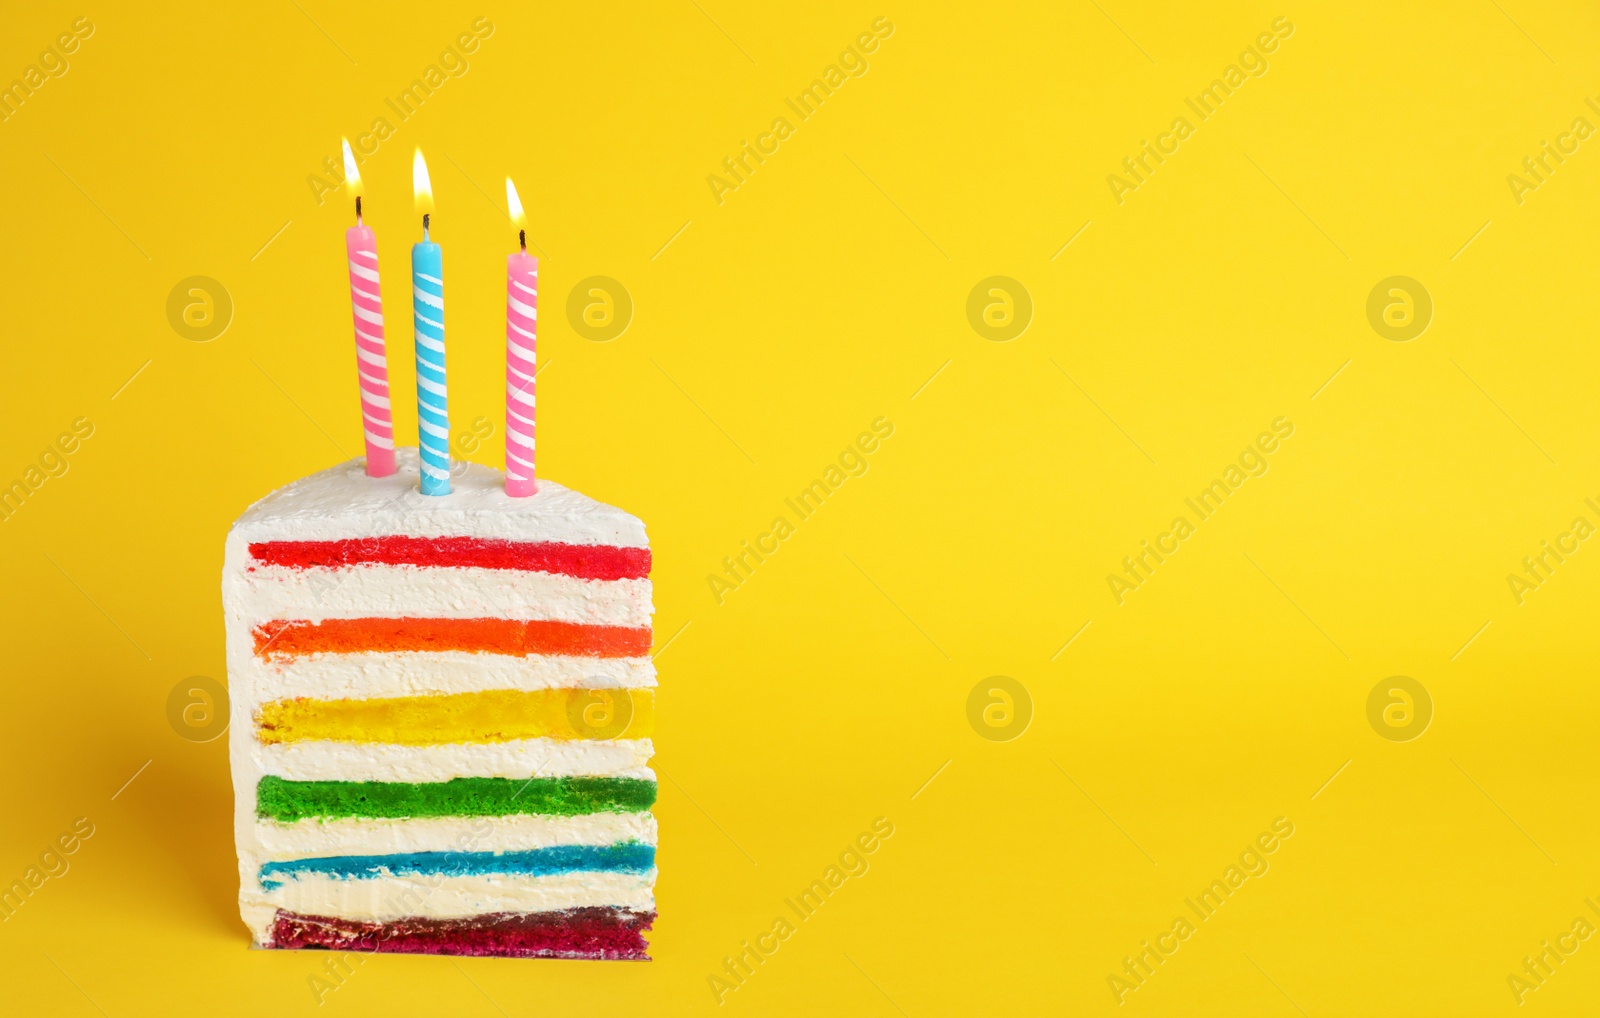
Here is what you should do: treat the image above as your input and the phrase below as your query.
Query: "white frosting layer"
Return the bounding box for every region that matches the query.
[236,651,656,704]
[259,871,656,924]
[237,564,653,628]
[257,738,655,782]
[255,812,657,857]
[229,449,648,546]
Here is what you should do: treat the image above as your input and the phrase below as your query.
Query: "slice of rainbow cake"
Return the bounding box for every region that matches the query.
[223,448,656,959]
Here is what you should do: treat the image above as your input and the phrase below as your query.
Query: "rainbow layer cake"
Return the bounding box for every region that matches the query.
[223,448,657,959]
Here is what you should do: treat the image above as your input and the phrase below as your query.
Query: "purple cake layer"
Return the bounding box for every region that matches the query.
[270,906,654,960]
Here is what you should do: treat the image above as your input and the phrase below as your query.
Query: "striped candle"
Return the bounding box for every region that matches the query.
[505,178,537,497]
[506,245,538,497]
[411,151,449,495]
[345,226,396,477]
[342,140,395,477]
[412,225,449,496]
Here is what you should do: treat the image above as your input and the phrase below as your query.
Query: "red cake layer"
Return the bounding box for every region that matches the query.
[249,536,650,580]
[271,907,654,959]
[253,617,654,659]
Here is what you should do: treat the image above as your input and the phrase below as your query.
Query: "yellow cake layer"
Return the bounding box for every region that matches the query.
[255,688,654,746]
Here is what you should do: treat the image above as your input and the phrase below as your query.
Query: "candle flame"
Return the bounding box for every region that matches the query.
[506,177,526,228]
[341,138,362,193]
[412,148,433,211]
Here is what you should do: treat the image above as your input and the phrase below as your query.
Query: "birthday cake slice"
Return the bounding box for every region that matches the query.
[223,448,657,959]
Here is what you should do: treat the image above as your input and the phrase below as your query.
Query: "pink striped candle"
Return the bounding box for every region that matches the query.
[505,177,537,497]
[505,243,538,496]
[343,140,395,477]
[346,221,396,476]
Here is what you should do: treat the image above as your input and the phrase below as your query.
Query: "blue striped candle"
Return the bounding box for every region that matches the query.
[412,213,449,495]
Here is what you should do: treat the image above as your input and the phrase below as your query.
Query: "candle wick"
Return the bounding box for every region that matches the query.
[422,212,430,240]
[519,229,526,252]
[355,195,362,224]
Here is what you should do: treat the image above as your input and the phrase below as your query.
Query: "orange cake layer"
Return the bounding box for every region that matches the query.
[253,617,653,659]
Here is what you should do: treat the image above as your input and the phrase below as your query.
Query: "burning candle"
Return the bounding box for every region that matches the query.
[342,139,395,477]
[411,149,450,496]
[504,177,537,497]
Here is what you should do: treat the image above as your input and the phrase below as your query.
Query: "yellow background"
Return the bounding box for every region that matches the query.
[3,2,1599,1014]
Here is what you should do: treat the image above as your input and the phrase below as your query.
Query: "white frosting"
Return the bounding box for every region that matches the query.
[255,812,657,856]
[255,871,656,926]
[256,738,655,782]
[236,564,653,628]
[228,448,648,546]
[225,449,656,947]
[236,651,655,704]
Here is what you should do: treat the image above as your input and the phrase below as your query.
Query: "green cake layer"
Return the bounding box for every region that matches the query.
[256,775,658,822]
